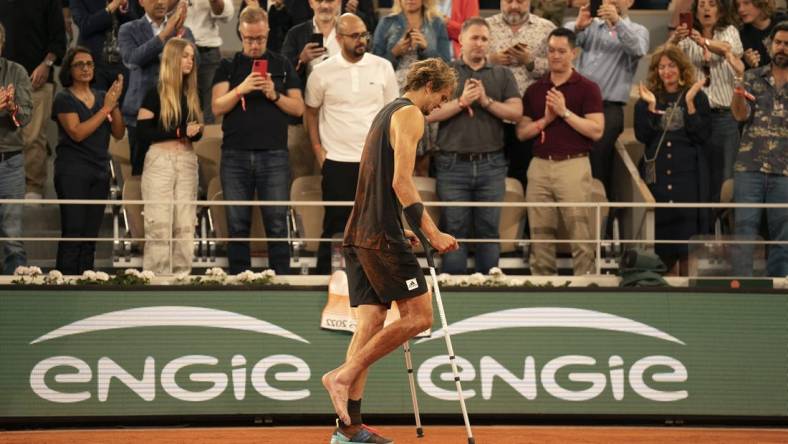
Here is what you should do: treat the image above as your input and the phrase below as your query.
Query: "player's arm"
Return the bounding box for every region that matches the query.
[390,105,457,253]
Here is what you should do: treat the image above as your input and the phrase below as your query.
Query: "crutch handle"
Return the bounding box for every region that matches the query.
[409,226,436,269]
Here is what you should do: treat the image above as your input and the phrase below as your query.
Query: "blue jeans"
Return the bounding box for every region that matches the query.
[708,112,740,202]
[0,153,27,274]
[732,171,788,277]
[220,150,290,274]
[435,151,507,274]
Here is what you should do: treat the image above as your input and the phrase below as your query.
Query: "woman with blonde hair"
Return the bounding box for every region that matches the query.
[372,0,452,88]
[136,38,203,275]
[634,45,711,275]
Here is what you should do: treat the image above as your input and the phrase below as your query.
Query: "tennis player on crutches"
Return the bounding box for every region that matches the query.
[323,58,476,444]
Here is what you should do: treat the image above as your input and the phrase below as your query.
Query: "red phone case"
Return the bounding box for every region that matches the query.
[253,59,268,76]
[680,12,693,29]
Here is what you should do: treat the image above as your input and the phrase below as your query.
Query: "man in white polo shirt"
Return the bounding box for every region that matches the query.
[305,13,398,274]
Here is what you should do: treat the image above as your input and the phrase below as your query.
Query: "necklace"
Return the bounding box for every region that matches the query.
[70,88,94,107]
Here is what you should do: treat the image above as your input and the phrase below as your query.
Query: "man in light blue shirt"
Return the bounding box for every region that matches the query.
[566,0,648,201]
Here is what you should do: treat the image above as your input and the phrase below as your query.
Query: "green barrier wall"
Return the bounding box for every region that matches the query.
[1,288,786,418]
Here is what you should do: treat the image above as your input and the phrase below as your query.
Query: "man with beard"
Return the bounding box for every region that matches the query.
[486,0,554,191]
[730,20,788,277]
[567,0,649,202]
[322,57,458,443]
[304,13,398,274]
[427,17,522,274]
[282,0,342,181]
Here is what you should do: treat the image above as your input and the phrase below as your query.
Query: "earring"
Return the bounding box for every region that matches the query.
[678,78,685,86]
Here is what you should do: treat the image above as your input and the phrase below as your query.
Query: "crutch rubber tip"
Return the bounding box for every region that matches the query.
[416,427,424,437]
[467,438,475,444]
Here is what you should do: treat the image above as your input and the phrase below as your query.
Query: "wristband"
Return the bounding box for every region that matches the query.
[272,91,281,103]
[9,102,20,128]
[734,86,755,102]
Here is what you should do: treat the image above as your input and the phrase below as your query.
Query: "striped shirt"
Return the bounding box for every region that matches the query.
[678,25,743,109]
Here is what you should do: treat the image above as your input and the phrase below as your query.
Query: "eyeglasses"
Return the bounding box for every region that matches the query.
[241,35,266,45]
[339,32,371,41]
[72,61,95,70]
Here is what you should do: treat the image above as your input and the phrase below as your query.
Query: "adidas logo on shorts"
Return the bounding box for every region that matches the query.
[406,278,418,290]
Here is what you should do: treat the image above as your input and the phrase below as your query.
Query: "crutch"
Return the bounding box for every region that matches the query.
[402,340,424,437]
[409,224,476,444]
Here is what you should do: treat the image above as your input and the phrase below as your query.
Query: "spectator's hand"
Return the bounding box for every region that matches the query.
[671,23,690,43]
[488,50,514,66]
[429,231,459,254]
[597,2,620,25]
[689,28,705,47]
[238,71,266,95]
[103,75,123,111]
[186,121,203,138]
[345,0,359,13]
[506,43,532,66]
[743,48,760,68]
[107,0,123,13]
[546,87,567,117]
[685,75,705,103]
[638,82,657,112]
[299,42,327,64]
[544,100,557,124]
[391,32,412,57]
[575,5,593,31]
[0,86,8,111]
[30,62,50,90]
[459,79,481,105]
[409,29,428,51]
[469,79,489,106]
[403,229,421,248]
[261,73,277,101]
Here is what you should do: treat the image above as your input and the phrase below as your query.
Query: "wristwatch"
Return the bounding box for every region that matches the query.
[44,59,54,68]
[563,109,572,119]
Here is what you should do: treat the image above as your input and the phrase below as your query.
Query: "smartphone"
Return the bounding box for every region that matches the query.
[252,59,268,77]
[309,33,324,48]
[679,12,693,29]
[589,0,602,17]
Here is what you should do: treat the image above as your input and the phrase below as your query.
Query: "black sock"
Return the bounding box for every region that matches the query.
[347,398,362,425]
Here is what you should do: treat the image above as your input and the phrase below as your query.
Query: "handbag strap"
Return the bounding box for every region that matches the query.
[643,94,684,163]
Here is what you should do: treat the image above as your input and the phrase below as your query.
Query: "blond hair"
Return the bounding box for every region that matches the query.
[403,58,457,93]
[390,0,442,22]
[158,38,202,131]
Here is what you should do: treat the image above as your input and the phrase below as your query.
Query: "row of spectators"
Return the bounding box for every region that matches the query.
[0,0,785,278]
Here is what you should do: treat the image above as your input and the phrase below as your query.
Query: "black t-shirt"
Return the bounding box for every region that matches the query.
[52,89,111,170]
[212,51,300,151]
[739,13,787,68]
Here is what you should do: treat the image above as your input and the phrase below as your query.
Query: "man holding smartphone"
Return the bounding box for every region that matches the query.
[567,0,649,204]
[281,0,342,181]
[211,6,304,275]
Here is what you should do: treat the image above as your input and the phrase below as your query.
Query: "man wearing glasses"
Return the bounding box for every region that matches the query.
[304,13,398,274]
[211,6,304,275]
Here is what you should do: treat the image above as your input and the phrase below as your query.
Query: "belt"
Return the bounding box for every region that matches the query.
[534,152,588,162]
[197,46,219,52]
[444,151,501,161]
[710,107,731,113]
[603,100,626,107]
[0,150,22,162]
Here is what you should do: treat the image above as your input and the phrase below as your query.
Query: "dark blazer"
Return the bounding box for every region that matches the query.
[118,17,194,126]
[71,0,138,62]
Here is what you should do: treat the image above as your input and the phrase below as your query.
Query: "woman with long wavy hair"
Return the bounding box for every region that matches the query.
[136,38,203,275]
[634,45,712,275]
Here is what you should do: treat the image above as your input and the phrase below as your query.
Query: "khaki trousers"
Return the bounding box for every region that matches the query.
[288,124,320,181]
[21,83,54,195]
[141,146,198,275]
[526,156,595,275]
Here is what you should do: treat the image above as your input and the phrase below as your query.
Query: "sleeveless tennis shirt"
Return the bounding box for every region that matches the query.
[343,97,415,251]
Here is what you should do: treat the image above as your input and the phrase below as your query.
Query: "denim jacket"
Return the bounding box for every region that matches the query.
[372,13,451,69]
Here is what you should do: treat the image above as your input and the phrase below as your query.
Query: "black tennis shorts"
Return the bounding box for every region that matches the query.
[343,245,429,308]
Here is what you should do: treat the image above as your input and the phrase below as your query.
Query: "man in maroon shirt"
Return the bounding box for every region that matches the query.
[516,27,604,275]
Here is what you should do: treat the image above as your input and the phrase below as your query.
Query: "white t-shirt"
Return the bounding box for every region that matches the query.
[305,53,399,163]
[183,0,234,47]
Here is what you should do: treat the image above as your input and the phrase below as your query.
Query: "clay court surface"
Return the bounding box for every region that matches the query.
[2,426,788,443]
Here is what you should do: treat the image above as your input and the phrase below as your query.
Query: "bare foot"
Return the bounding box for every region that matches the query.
[322,369,350,425]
